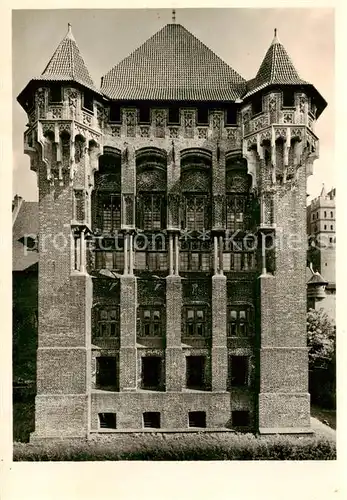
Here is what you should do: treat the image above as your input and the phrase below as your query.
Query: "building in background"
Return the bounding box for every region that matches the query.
[307,186,336,320]
[12,195,38,391]
[16,20,326,439]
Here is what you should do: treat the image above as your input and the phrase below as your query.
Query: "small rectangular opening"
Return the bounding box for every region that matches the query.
[188,411,206,428]
[232,410,250,427]
[186,356,205,390]
[168,106,180,124]
[141,356,162,390]
[98,413,117,429]
[143,412,161,428]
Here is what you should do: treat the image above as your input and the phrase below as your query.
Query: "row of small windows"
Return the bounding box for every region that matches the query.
[94,193,252,233]
[95,355,251,392]
[98,410,250,429]
[94,305,253,339]
[312,211,334,220]
[94,247,257,273]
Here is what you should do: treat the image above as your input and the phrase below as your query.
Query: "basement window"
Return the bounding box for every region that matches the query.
[143,412,161,428]
[188,411,206,428]
[232,410,250,427]
[98,413,117,429]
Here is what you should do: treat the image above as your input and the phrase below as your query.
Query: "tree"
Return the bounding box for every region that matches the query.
[307,308,336,408]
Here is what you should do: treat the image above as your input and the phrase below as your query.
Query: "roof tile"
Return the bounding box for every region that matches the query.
[101,23,246,101]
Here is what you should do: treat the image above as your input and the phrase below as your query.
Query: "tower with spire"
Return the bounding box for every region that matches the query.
[17,20,326,439]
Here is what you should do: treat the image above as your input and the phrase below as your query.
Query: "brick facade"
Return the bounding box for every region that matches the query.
[17,23,326,438]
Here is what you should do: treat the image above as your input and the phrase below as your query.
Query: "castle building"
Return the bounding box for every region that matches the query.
[306,186,336,319]
[17,21,326,438]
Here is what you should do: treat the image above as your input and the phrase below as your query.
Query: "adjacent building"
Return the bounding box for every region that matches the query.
[16,21,326,439]
[307,186,336,319]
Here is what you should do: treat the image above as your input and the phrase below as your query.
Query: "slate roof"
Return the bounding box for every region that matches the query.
[13,201,39,272]
[307,271,328,286]
[101,23,246,101]
[243,31,309,99]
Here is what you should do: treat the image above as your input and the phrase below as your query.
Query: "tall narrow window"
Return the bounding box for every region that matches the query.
[96,357,118,390]
[186,356,205,390]
[141,357,162,390]
[97,194,121,232]
[185,195,207,232]
[229,356,249,387]
[138,193,165,230]
[226,195,251,232]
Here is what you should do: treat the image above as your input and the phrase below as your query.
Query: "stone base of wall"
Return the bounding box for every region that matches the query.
[258,392,311,431]
[91,391,255,430]
[30,394,89,440]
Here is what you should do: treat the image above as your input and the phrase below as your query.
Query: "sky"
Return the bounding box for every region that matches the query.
[12,8,334,202]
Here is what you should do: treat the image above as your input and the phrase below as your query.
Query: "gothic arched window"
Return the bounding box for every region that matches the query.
[93,152,121,233]
[225,164,252,233]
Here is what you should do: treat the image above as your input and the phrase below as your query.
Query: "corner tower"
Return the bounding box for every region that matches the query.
[241,30,326,433]
[17,24,103,438]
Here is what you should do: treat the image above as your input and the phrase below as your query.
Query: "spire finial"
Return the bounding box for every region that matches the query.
[66,22,75,41]
[172,9,176,23]
[271,27,280,45]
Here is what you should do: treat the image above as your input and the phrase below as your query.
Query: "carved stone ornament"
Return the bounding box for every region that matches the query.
[154,110,166,127]
[37,89,46,119]
[111,126,121,137]
[299,95,306,113]
[268,95,277,112]
[283,112,294,124]
[125,110,136,127]
[169,127,179,138]
[42,122,55,135]
[275,128,287,140]
[227,128,238,141]
[253,115,268,132]
[51,107,62,119]
[137,169,166,191]
[291,128,303,140]
[83,113,92,126]
[59,123,71,134]
[140,126,150,138]
[198,127,208,139]
[260,130,271,143]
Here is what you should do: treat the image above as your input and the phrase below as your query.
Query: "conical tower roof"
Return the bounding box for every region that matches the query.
[243,29,327,115]
[17,24,100,107]
[101,23,246,101]
[36,24,97,91]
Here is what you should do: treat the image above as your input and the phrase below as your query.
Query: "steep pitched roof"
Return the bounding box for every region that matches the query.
[30,24,100,94]
[307,271,328,286]
[101,23,246,101]
[243,30,309,99]
[13,201,39,272]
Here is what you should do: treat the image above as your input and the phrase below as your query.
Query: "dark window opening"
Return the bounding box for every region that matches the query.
[197,107,209,124]
[226,106,237,125]
[139,104,151,123]
[186,356,205,390]
[226,194,251,232]
[252,96,263,115]
[232,410,250,427]
[168,106,180,124]
[229,356,249,387]
[83,91,94,112]
[282,89,295,107]
[99,413,117,429]
[143,412,161,428]
[96,357,118,390]
[188,411,206,428]
[141,356,162,390]
[49,84,62,103]
[109,103,121,122]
